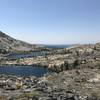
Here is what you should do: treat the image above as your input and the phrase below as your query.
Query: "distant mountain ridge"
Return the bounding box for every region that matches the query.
[0,31,40,52]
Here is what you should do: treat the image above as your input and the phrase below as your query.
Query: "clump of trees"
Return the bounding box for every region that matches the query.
[60,60,80,71]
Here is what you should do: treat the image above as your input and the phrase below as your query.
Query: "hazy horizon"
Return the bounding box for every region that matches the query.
[0,0,100,44]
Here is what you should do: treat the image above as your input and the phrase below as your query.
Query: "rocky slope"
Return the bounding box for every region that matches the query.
[0,31,42,53]
[0,69,100,100]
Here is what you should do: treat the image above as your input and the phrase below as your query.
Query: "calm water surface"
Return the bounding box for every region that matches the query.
[44,45,71,49]
[7,51,48,59]
[0,65,49,77]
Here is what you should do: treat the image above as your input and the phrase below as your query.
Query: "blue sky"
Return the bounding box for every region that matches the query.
[0,0,100,44]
